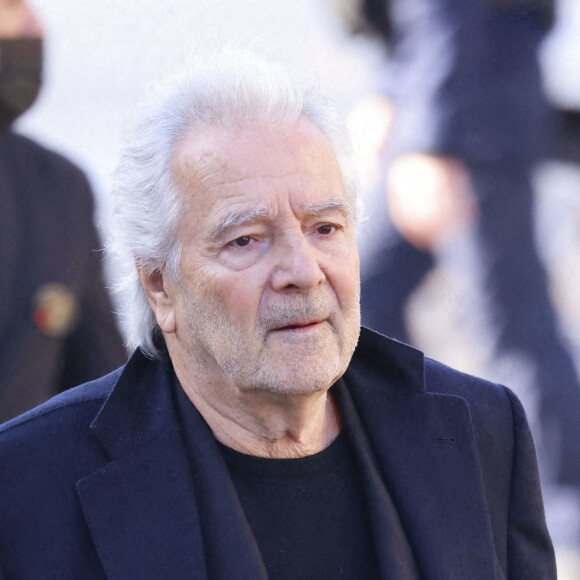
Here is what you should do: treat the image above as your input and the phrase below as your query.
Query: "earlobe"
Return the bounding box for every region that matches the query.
[138,265,177,334]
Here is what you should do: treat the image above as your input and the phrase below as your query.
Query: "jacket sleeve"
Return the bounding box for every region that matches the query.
[503,387,557,578]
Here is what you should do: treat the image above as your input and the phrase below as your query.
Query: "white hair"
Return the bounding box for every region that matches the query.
[109,48,360,358]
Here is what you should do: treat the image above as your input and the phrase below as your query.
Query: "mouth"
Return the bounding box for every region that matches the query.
[272,319,325,332]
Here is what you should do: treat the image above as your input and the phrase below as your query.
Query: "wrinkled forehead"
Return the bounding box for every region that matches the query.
[170,117,353,219]
[173,116,332,170]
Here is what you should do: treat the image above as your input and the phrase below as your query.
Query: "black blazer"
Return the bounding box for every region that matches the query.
[0,328,556,578]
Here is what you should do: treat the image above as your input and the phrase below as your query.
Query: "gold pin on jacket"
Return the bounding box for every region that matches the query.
[32,283,79,338]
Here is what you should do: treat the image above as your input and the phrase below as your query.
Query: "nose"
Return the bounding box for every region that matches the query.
[270,232,325,292]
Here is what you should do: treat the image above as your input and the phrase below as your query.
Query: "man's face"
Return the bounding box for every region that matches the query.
[164,117,360,397]
[0,0,42,38]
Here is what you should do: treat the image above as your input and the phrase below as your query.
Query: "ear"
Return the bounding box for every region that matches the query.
[138,264,177,334]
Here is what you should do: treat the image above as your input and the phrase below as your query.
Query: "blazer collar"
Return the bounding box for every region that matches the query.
[352,327,426,395]
[342,328,500,578]
[88,348,175,459]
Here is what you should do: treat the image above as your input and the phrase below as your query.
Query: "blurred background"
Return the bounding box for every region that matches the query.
[12,0,580,576]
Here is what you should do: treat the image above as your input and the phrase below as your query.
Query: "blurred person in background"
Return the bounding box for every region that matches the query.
[0,0,127,422]
[337,0,580,501]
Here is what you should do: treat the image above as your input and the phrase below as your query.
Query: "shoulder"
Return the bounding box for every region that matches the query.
[0,368,125,517]
[424,356,514,416]
[0,368,124,572]
[354,327,520,435]
[423,356,523,463]
[0,368,121,459]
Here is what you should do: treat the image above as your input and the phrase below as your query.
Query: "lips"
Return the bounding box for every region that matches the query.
[273,319,325,331]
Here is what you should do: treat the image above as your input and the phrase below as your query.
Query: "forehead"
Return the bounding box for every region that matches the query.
[171,118,348,229]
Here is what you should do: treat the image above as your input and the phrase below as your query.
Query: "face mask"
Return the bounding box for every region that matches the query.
[0,37,43,132]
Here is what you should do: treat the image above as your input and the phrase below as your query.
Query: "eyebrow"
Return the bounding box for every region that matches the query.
[209,207,271,241]
[209,197,354,242]
[302,198,353,221]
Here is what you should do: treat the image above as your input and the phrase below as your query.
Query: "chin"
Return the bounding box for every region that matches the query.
[250,356,348,397]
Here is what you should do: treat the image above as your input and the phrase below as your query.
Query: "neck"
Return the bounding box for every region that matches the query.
[172,359,341,459]
[208,390,342,459]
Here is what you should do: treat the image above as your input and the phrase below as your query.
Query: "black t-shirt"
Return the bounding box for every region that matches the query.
[219,433,380,580]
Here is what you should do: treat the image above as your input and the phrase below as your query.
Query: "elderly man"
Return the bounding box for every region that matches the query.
[0,50,555,579]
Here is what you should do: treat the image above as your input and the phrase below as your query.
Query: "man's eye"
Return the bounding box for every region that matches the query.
[230,236,253,247]
[317,224,336,235]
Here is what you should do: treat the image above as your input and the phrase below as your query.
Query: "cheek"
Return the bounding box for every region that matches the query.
[211,272,265,328]
[180,250,270,327]
[326,246,360,306]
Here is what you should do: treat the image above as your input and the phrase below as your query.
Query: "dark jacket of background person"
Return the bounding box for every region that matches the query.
[0,129,126,422]
[365,0,554,163]
[0,329,556,579]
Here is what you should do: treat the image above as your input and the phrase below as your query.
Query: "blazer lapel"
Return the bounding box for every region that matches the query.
[174,387,269,580]
[75,352,208,579]
[343,330,500,580]
[334,380,422,580]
